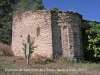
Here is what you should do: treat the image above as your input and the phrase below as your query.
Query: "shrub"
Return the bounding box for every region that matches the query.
[0,42,13,56]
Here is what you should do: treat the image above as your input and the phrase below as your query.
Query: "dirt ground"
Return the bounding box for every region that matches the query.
[0,56,100,75]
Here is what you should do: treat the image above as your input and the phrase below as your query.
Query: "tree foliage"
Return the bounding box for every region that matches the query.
[50,7,59,11]
[0,0,45,45]
[86,22,100,57]
[16,0,45,11]
[0,0,15,45]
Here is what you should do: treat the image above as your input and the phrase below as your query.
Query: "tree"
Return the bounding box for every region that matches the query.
[86,22,100,57]
[16,0,45,11]
[0,0,15,45]
[50,7,59,11]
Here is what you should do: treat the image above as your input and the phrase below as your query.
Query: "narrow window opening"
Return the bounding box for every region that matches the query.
[0,24,3,28]
[59,37,61,39]
[37,27,40,37]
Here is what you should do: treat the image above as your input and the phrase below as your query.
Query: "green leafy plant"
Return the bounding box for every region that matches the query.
[22,35,37,57]
[86,22,100,57]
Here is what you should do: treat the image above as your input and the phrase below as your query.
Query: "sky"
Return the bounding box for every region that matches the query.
[43,0,100,22]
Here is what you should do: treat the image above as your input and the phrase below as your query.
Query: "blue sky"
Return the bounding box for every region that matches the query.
[43,0,100,22]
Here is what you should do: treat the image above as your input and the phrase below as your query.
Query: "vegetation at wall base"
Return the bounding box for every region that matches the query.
[0,42,13,56]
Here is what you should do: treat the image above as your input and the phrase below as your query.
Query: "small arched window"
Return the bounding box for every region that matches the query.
[37,27,40,37]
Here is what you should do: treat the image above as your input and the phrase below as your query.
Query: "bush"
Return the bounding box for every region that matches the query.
[0,42,13,56]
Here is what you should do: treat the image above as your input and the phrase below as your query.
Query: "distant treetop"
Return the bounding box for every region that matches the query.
[16,0,45,11]
[50,7,59,11]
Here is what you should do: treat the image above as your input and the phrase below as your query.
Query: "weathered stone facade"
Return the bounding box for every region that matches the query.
[12,10,85,60]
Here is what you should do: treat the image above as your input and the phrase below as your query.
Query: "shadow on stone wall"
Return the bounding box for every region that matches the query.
[51,11,63,58]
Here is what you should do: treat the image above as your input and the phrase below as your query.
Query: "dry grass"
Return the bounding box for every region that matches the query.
[0,56,100,75]
[31,54,52,64]
[0,44,99,75]
[0,42,13,56]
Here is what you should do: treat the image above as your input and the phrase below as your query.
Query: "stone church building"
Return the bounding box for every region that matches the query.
[12,10,89,61]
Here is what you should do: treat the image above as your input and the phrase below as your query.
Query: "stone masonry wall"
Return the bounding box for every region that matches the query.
[53,11,84,60]
[12,10,84,60]
[51,11,62,57]
[12,10,53,59]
